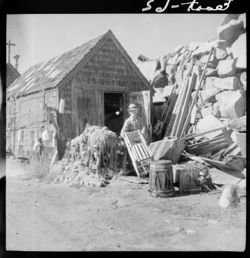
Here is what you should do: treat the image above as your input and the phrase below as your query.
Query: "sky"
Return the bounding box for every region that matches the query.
[7,14,226,74]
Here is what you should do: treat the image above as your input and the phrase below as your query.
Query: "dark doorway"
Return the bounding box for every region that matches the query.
[104,93,124,134]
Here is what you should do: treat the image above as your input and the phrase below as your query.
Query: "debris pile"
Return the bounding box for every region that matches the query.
[138,14,246,199]
[139,14,246,157]
[51,124,120,187]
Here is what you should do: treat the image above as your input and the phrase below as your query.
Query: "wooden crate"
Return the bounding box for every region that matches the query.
[177,166,201,194]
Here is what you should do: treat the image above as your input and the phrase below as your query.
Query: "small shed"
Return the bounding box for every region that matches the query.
[7,30,154,159]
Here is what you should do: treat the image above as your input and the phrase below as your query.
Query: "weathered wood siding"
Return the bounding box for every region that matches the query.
[57,37,151,138]
[74,87,104,135]
[74,38,147,91]
[58,79,74,140]
[6,89,58,156]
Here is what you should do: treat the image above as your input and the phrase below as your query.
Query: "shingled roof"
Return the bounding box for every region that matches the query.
[7,30,153,98]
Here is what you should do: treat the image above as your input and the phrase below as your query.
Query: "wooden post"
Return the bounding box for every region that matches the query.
[179,47,214,138]
[176,72,197,137]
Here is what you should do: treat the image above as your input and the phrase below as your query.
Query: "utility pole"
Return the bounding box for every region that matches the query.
[6,40,16,64]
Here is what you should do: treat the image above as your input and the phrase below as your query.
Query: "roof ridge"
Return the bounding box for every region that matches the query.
[7,30,110,96]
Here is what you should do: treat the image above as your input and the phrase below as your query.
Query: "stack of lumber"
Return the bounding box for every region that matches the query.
[165,47,214,138]
[187,132,232,156]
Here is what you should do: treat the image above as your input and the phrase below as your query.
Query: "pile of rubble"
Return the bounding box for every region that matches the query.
[138,14,246,202]
[138,14,246,155]
[50,124,121,187]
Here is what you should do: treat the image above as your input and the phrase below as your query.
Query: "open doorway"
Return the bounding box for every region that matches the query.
[104,93,124,134]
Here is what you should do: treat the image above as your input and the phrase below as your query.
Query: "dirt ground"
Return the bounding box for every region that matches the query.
[6,158,246,251]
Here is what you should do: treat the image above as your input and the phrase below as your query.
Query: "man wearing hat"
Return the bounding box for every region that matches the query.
[120,103,146,175]
[120,103,146,139]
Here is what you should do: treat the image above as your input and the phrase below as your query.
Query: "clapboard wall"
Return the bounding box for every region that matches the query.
[6,89,58,155]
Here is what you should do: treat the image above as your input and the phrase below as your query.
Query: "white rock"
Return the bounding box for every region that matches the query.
[237,13,246,30]
[215,90,246,119]
[217,59,237,77]
[240,72,246,90]
[199,53,217,65]
[167,55,179,65]
[214,76,241,90]
[217,19,245,46]
[201,105,213,118]
[195,114,226,140]
[214,48,227,60]
[192,40,227,57]
[230,33,246,69]
[199,87,221,103]
[221,14,241,26]
[205,77,240,91]
[212,103,221,118]
[205,68,218,77]
[204,77,217,89]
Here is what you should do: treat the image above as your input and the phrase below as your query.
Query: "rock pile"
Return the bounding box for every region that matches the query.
[137,14,246,159]
[137,14,246,198]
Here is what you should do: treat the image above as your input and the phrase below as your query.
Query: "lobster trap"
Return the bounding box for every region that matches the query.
[123,130,152,177]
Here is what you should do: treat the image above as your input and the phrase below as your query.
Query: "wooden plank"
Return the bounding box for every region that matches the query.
[118,176,148,184]
[175,72,197,137]
[124,133,141,177]
[201,157,242,172]
[188,135,226,148]
[182,126,226,140]
[163,90,178,125]
[165,54,193,136]
[179,47,215,138]
[170,78,190,136]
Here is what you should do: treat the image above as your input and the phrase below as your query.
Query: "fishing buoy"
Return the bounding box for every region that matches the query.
[59,98,65,113]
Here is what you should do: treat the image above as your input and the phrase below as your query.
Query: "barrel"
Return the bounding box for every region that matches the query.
[149,160,175,198]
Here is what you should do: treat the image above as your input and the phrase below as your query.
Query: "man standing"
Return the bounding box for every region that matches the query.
[120,103,146,175]
[120,103,146,139]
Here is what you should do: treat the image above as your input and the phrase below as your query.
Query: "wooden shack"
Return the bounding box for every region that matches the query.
[6,30,154,160]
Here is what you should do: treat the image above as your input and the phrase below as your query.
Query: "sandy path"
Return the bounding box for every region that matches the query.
[6,159,246,251]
